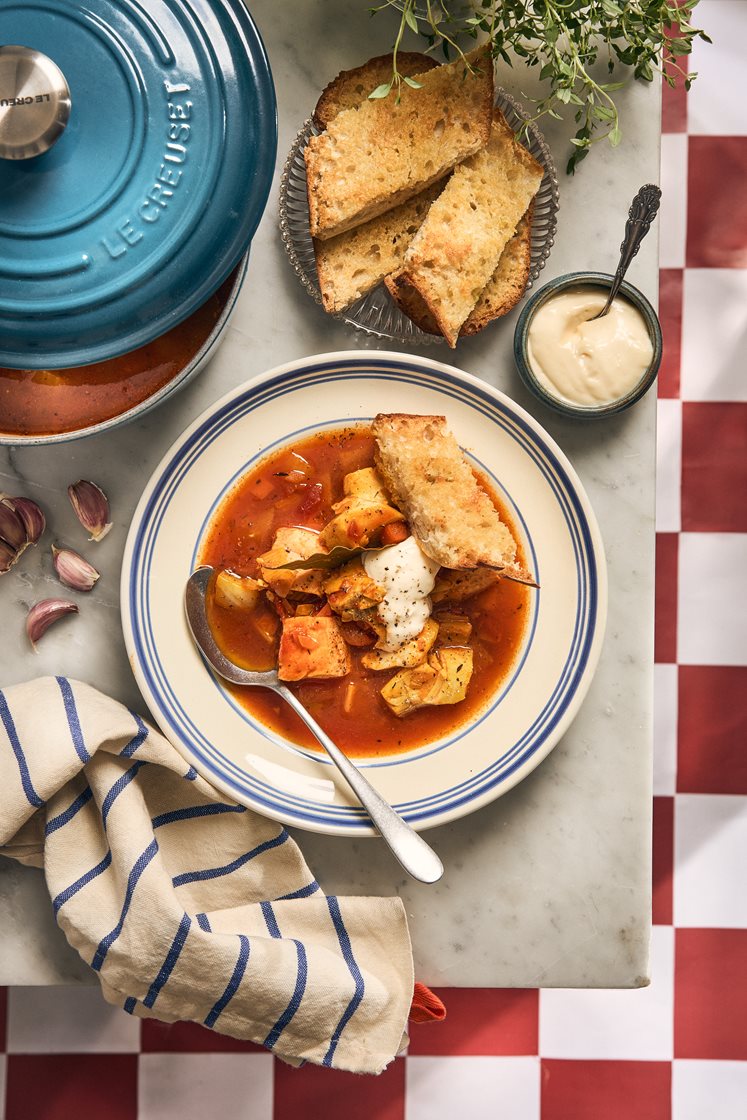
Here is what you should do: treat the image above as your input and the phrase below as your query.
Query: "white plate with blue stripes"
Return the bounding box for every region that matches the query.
[122,351,607,836]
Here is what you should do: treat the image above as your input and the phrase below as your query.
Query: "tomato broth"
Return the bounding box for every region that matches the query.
[199,426,531,758]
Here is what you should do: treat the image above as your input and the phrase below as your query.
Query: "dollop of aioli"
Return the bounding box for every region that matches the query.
[527,286,654,406]
[363,534,440,651]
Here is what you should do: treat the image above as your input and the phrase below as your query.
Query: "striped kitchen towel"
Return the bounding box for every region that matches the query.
[0,677,414,1073]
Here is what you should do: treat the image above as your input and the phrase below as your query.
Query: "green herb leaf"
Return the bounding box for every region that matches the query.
[264,543,396,573]
[368,82,392,100]
[369,0,710,173]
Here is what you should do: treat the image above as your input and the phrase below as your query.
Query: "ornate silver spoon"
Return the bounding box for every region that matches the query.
[590,183,662,319]
[185,566,444,884]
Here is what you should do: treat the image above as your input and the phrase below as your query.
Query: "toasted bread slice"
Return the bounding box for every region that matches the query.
[461,205,533,335]
[312,53,446,313]
[386,205,533,336]
[305,48,493,241]
[313,52,438,131]
[395,109,543,346]
[314,181,445,312]
[372,413,530,577]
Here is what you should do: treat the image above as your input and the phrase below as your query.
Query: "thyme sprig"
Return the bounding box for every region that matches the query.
[368,1,710,172]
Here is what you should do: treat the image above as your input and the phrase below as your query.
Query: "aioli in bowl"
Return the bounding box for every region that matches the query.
[514,272,662,418]
[527,286,653,407]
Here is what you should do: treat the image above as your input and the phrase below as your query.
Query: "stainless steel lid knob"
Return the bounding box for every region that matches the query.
[0,45,71,160]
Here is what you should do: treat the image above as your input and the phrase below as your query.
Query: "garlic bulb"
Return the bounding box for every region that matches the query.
[0,495,46,574]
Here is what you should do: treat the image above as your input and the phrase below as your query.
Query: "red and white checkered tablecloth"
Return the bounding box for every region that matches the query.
[1,3,745,1116]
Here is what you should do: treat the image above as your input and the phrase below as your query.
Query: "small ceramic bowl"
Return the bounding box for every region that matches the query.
[513,271,662,419]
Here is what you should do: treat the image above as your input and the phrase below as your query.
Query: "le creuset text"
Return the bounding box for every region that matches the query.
[101,79,192,261]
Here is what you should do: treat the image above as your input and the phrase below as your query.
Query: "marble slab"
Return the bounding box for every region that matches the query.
[0,0,660,988]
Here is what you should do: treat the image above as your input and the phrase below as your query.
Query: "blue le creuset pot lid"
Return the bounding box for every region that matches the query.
[0,0,276,369]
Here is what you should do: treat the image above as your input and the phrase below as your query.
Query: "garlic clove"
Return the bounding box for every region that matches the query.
[0,538,17,574]
[0,498,29,553]
[68,480,112,542]
[52,545,100,592]
[26,598,78,647]
[11,497,46,545]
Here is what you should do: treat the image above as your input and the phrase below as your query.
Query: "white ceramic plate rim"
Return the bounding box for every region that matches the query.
[121,350,608,835]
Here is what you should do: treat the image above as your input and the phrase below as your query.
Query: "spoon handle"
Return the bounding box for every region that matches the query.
[277,684,444,884]
[601,183,662,314]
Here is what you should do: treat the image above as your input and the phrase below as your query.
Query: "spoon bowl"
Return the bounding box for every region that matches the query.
[184,566,444,884]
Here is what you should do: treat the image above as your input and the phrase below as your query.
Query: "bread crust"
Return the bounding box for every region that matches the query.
[313,52,438,131]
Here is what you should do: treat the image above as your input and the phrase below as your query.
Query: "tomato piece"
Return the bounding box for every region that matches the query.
[380,521,410,546]
[297,481,323,516]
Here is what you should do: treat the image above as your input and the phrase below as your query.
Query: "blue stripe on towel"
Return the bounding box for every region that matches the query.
[323,895,366,1066]
[124,996,137,1014]
[143,913,192,1008]
[204,934,250,1027]
[184,766,198,781]
[261,900,281,938]
[196,912,212,932]
[56,677,90,763]
[0,688,44,809]
[264,940,308,1049]
[120,713,149,757]
[275,881,320,901]
[151,802,245,829]
[52,850,112,915]
[45,785,93,836]
[102,760,147,826]
[90,839,159,971]
[171,830,288,887]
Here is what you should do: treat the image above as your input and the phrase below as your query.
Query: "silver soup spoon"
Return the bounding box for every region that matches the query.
[185,566,444,884]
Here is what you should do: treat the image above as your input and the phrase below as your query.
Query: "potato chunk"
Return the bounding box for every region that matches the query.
[257,527,325,597]
[277,616,351,681]
[214,570,265,611]
[333,467,391,512]
[380,647,473,717]
[361,619,438,671]
[434,611,473,645]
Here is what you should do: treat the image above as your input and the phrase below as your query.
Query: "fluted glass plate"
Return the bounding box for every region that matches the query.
[279,87,559,346]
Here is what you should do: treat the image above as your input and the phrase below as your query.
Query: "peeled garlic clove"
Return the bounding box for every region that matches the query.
[68,480,112,541]
[11,497,46,545]
[52,545,100,592]
[0,498,28,553]
[26,598,78,647]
